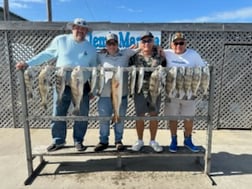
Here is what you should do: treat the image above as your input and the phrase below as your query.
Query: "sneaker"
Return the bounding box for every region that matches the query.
[75,143,86,151]
[94,143,108,152]
[184,136,200,152]
[149,141,163,152]
[47,143,65,152]
[115,141,125,151]
[131,140,144,151]
[169,135,178,153]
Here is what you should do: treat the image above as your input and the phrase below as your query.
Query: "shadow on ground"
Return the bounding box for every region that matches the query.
[37,152,252,178]
[39,156,203,176]
[210,152,252,177]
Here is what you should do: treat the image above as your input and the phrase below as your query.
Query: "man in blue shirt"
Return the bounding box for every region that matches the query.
[16,18,97,152]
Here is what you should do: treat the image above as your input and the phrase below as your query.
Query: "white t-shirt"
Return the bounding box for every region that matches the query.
[97,48,136,97]
[164,48,205,67]
[164,48,206,100]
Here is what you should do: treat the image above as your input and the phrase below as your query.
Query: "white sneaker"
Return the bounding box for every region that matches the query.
[149,141,163,152]
[131,140,144,151]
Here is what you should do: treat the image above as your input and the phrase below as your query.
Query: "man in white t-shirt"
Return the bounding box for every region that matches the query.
[164,32,206,153]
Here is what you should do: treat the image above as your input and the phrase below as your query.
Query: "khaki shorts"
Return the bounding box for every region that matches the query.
[164,98,195,116]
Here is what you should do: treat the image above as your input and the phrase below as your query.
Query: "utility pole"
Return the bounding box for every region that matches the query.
[3,0,10,21]
[46,0,52,22]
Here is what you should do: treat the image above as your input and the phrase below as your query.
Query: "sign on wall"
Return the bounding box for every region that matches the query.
[87,31,161,49]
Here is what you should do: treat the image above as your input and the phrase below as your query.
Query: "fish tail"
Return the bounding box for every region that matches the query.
[27,92,33,99]
[191,95,196,100]
[72,108,80,116]
[112,114,120,124]
[41,101,47,110]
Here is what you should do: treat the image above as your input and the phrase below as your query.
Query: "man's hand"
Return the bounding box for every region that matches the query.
[16,61,28,70]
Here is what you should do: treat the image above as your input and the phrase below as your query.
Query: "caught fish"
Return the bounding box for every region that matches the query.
[165,66,177,102]
[55,67,67,104]
[200,65,210,99]
[89,67,97,96]
[24,67,35,100]
[129,65,136,97]
[137,67,144,94]
[38,65,51,110]
[175,67,185,98]
[183,67,193,100]
[149,65,163,111]
[70,66,85,115]
[97,66,105,96]
[111,66,123,123]
[191,66,202,100]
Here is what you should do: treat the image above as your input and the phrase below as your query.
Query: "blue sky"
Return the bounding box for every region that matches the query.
[2,0,252,23]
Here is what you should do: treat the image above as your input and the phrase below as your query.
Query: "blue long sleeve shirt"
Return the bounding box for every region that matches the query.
[27,34,97,68]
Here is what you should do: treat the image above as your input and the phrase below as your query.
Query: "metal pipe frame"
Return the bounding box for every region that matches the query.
[18,65,215,185]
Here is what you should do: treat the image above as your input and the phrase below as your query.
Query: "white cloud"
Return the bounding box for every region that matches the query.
[173,7,252,22]
[117,5,142,13]
[1,0,45,9]
[58,0,71,2]
[13,0,44,3]
[10,2,28,8]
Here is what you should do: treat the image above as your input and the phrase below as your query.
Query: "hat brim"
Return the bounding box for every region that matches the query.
[172,38,185,42]
[140,35,154,40]
[67,23,92,32]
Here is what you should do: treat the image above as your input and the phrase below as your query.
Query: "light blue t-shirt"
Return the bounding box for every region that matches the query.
[27,34,97,68]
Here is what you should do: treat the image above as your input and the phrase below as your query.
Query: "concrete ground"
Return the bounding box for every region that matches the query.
[0,128,251,189]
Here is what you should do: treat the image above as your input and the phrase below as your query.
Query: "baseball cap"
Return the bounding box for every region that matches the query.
[171,32,186,42]
[140,31,154,40]
[106,33,118,43]
[67,18,92,32]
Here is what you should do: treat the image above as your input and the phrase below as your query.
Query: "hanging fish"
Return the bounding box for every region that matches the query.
[24,67,35,100]
[89,67,97,96]
[165,66,177,102]
[149,65,163,111]
[137,67,144,94]
[70,66,85,115]
[38,65,51,110]
[191,66,202,100]
[183,67,193,100]
[97,66,105,96]
[200,65,210,99]
[111,66,123,123]
[175,66,185,98]
[129,65,136,97]
[55,67,67,104]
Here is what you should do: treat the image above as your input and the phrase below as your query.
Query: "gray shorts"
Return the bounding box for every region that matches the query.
[134,92,161,116]
[164,98,195,116]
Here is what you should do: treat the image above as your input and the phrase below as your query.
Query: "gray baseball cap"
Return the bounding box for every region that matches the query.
[106,33,118,43]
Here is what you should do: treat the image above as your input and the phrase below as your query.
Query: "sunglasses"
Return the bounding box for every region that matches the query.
[141,39,153,44]
[174,42,185,46]
[107,42,117,46]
